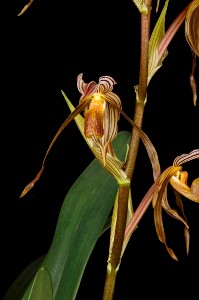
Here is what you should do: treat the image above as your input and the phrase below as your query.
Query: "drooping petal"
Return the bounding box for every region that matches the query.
[162,186,189,228]
[153,166,182,261]
[104,99,161,181]
[172,188,190,255]
[19,99,91,198]
[124,180,158,243]
[190,53,197,106]
[161,185,189,254]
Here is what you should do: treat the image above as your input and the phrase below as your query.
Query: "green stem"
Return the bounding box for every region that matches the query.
[102,1,152,299]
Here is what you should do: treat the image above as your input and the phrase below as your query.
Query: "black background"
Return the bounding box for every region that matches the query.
[2,0,199,299]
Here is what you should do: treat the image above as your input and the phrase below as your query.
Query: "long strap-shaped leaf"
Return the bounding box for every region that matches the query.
[23,267,53,300]
[20,131,130,300]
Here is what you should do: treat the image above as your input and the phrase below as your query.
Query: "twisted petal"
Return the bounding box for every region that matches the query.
[173,149,199,166]
[77,73,98,102]
[77,73,117,102]
[153,166,182,261]
[97,76,117,93]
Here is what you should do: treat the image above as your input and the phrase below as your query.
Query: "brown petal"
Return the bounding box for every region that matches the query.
[172,189,190,255]
[153,166,181,260]
[185,0,199,56]
[19,98,91,198]
[77,73,97,101]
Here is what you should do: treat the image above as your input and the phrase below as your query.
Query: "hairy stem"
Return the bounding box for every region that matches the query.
[125,0,151,177]
[102,1,152,299]
[102,185,130,300]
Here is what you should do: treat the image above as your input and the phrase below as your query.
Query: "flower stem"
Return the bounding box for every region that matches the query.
[102,185,130,300]
[102,1,152,299]
[125,0,152,177]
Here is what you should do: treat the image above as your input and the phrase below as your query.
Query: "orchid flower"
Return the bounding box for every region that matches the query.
[124,149,199,261]
[77,73,122,166]
[19,74,125,198]
[20,73,160,198]
[153,149,199,260]
[61,89,130,187]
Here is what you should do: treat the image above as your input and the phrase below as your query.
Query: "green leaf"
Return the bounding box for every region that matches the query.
[23,267,53,300]
[21,131,130,300]
[3,256,45,300]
